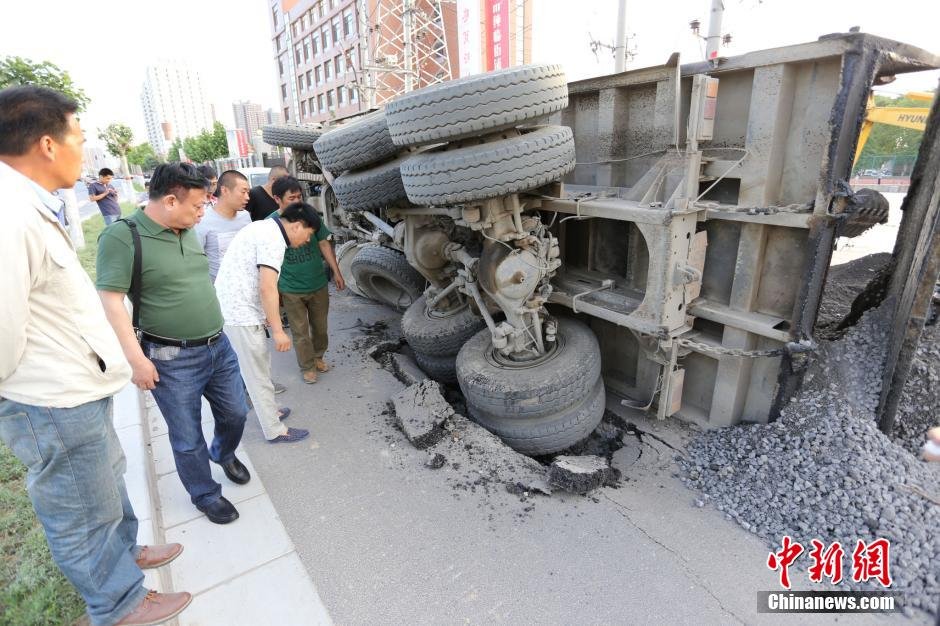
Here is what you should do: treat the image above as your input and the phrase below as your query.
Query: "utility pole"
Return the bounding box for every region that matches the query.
[403,0,415,92]
[704,0,724,64]
[614,0,628,72]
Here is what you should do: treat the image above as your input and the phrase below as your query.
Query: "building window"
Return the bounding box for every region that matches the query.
[294,45,302,66]
[315,65,323,84]
[313,0,322,19]
[271,7,279,29]
[331,16,342,43]
[312,32,320,56]
[338,86,345,105]
[306,70,313,89]
[283,106,290,121]
[321,25,331,50]
[277,56,284,75]
[275,33,283,52]
[280,83,287,99]
[303,36,311,62]
[324,60,333,81]
[301,100,308,117]
[309,97,316,115]
[335,54,345,76]
[343,8,355,37]
[299,76,306,94]
[317,93,325,111]
[349,86,358,103]
[327,89,335,110]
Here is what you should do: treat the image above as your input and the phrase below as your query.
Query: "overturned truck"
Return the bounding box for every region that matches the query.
[265,32,940,456]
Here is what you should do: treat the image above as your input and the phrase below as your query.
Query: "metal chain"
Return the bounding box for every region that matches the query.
[676,338,815,359]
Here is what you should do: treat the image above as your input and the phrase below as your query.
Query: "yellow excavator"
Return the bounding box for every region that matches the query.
[853,91,934,166]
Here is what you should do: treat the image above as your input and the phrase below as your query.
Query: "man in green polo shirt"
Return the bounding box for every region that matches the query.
[96,162,250,526]
[270,176,345,384]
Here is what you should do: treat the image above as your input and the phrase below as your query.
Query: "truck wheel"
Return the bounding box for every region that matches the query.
[413,351,459,385]
[313,110,399,174]
[456,316,603,424]
[401,126,575,205]
[331,158,410,211]
[335,240,368,297]
[402,295,487,357]
[385,64,567,147]
[473,378,606,456]
[350,245,426,310]
[262,124,323,150]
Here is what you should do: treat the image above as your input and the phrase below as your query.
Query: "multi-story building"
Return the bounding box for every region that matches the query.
[268,0,458,125]
[233,100,267,138]
[140,61,213,156]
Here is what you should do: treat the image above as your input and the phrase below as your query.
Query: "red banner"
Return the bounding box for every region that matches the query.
[484,0,510,71]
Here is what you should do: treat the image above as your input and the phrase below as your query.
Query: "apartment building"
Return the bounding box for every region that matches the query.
[269,0,457,125]
[140,61,213,156]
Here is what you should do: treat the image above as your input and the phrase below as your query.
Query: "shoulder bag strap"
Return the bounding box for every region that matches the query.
[117,218,143,332]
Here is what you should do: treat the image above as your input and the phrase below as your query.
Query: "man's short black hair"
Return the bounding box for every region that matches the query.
[0,85,79,156]
[218,169,248,192]
[280,201,321,231]
[99,167,114,177]
[148,162,210,200]
[272,175,302,199]
[196,164,218,180]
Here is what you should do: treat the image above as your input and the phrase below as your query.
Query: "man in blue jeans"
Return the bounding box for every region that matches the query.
[97,162,250,526]
[0,85,191,625]
[88,167,122,225]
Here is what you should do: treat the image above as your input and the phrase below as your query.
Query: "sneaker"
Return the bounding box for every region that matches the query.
[315,358,330,373]
[278,407,292,421]
[116,590,192,625]
[273,381,287,394]
[302,370,317,384]
[269,427,310,444]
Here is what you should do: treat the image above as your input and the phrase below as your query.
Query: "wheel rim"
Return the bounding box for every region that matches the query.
[368,275,414,309]
[485,332,565,369]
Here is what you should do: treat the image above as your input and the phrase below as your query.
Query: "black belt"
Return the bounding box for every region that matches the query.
[140,330,223,348]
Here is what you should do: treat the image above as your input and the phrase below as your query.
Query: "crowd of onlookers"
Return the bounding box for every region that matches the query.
[0,83,344,625]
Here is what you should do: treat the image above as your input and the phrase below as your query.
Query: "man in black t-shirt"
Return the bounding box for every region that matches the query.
[246,165,288,221]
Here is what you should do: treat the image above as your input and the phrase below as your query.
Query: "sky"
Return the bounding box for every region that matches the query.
[0,0,937,150]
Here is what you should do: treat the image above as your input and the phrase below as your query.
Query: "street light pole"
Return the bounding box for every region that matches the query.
[614,0,628,72]
[705,0,724,64]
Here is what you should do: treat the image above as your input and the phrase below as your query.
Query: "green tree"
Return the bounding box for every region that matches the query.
[127,142,162,172]
[0,56,90,110]
[855,93,930,174]
[183,122,229,162]
[98,123,134,176]
[168,138,182,162]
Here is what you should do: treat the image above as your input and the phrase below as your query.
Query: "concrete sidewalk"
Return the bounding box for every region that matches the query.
[118,385,331,625]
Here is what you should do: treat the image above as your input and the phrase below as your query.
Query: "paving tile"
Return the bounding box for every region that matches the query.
[179,552,330,626]
[112,385,142,429]
[150,434,176,477]
[164,496,293,594]
[148,405,168,438]
[116,424,152,523]
[157,454,266,530]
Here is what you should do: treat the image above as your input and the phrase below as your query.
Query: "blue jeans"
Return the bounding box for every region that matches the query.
[0,396,148,626]
[102,213,119,225]
[144,333,247,507]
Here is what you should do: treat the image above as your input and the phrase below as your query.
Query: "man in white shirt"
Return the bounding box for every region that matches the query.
[215,202,320,443]
[195,170,251,282]
[0,85,191,626]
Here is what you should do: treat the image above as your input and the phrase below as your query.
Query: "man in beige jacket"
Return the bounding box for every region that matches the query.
[0,85,191,626]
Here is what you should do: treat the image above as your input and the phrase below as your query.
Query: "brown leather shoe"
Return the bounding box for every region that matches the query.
[303,369,318,384]
[135,543,183,570]
[315,358,330,373]
[116,590,192,625]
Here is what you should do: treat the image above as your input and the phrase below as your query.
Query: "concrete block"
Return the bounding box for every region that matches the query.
[392,380,453,449]
[549,455,615,494]
[390,352,428,386]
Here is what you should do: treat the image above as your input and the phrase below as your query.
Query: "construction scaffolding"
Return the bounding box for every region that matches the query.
[355,0,454,108]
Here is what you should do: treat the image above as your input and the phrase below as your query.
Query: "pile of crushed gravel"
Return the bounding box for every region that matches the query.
[893,321,940,456]
[679,305,940,616]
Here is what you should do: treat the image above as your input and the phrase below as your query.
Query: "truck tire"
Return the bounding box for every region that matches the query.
[350,245,426,310]
[472,378,606,456]
[331,158,410,211]
[456,316,602,423]
[313,111,399,174]
[262,124,323,150]
[413,350,458,385]
[402,295,487,357]
[401,126,575,205]
[385,64,568,147]
[335,240,368,297]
